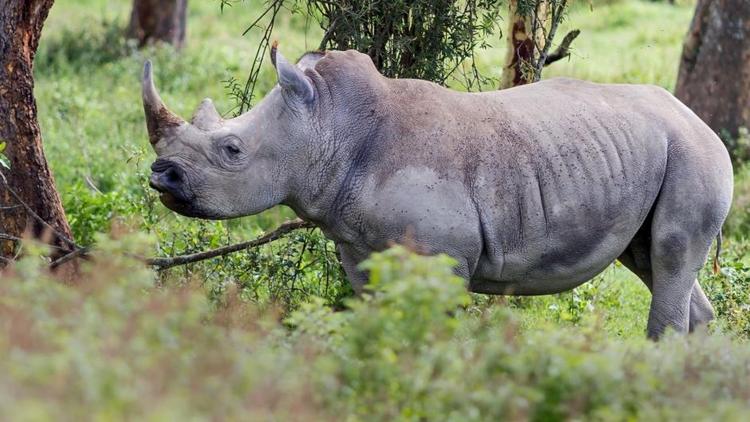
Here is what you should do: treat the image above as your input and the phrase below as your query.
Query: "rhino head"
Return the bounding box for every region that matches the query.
[142,46,327,219]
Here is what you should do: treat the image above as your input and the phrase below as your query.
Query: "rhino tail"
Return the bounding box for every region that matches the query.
[712,229,722,275]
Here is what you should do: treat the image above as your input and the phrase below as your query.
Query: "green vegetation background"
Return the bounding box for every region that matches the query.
[1,0,749,419]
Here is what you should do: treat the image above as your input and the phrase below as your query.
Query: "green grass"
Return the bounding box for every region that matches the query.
[5,0,749,417]
[33,0,710,326]
[32,0,746,331]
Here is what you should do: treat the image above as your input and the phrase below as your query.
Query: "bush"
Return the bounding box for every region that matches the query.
[703,240,750,338]
[0,233,329,420]
[289,247,750,420]
[726,162,750,237]
[722,127,750,166]
[3,242,750,419]
[308,0,503,83]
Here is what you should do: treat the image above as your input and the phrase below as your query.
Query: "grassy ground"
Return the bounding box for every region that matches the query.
[34,0,706,335]
[4,0,749,417]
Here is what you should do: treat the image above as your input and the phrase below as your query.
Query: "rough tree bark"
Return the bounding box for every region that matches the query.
[675,0,749,140]
[500,0,546,89]
[0,0,77,268]
[500,0,577,89]
[127,0,188,49]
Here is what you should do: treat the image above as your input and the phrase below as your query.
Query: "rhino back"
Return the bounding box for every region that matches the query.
[353,78,685,287]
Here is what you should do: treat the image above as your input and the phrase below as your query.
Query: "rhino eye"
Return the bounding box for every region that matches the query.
[217,136,245,163]
[224,144,241,156]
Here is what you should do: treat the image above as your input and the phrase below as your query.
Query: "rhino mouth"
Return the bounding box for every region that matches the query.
[155,190,225,220]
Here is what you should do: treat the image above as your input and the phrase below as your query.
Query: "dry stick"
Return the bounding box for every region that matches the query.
[50,246,90,269]
[0,233,23,242]
[533,0,568,82]
[48,219,315,270]
[145,219,315,270]
[544,29,580,66]
[2,170,314,269]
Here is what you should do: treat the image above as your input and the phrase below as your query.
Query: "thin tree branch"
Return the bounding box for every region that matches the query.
[50,246,90,269]
[318,15,338,50]
[0,233,23,242]
[533,0,568,82]
[145,219,315,270]
[544,29,580,66]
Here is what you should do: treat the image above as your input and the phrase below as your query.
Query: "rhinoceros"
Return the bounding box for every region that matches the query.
[142,47,733,338]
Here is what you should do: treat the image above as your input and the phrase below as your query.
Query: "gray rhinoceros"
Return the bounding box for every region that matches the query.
[142,47,733,338]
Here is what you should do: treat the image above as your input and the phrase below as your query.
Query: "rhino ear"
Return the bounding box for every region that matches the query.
[191,98,223,131]
[271,43,315,103]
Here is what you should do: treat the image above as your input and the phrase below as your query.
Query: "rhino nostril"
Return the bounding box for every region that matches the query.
[151,158,175,173]
[149,159,185,195]
[164,167,181,184]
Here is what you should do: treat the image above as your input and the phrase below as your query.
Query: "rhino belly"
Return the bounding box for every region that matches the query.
[471,211,643,295]
[470,157,664,295]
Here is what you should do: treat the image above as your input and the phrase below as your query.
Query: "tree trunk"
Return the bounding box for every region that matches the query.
[675,0,750,141]
[0,0,76,267]
[127,0,187,49]
[500,0,550,89]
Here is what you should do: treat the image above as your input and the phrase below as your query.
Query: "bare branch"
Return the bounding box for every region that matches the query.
[533,0,568,82]
[50,246,90,269]
[145,219,315,270]
[9,218,315,271]
[0,233,23,242]
[544,29,580,66]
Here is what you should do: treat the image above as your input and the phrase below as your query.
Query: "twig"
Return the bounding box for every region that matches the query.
[533,0,569,82]
[0,233,23,242]
[50,246,90,269]
[544,29,580,66]
[318,15,338,50]
[5,211,314,271]
[145,219,315,270]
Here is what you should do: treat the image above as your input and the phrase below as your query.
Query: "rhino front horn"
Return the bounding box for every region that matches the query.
[142,60,186,146]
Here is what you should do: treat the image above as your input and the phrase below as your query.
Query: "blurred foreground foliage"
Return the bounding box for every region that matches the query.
[2,243,750,420]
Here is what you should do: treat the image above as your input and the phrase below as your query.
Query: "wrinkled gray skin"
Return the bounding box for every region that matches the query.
[143,49,733,339]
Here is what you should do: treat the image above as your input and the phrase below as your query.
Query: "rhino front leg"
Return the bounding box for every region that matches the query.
[336,243,370,294]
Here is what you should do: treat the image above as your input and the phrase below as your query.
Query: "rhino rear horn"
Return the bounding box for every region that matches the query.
[271,43,315,103]
[191,98,223,130]
[142,60,186,146]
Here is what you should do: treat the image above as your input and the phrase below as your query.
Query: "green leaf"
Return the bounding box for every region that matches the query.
[0,141,9,169]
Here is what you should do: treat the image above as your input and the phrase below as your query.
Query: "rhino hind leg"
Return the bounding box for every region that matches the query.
[687,281,715,332]
[637,159,730,339]
[619,246,715,334]
[618,209,717,338]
